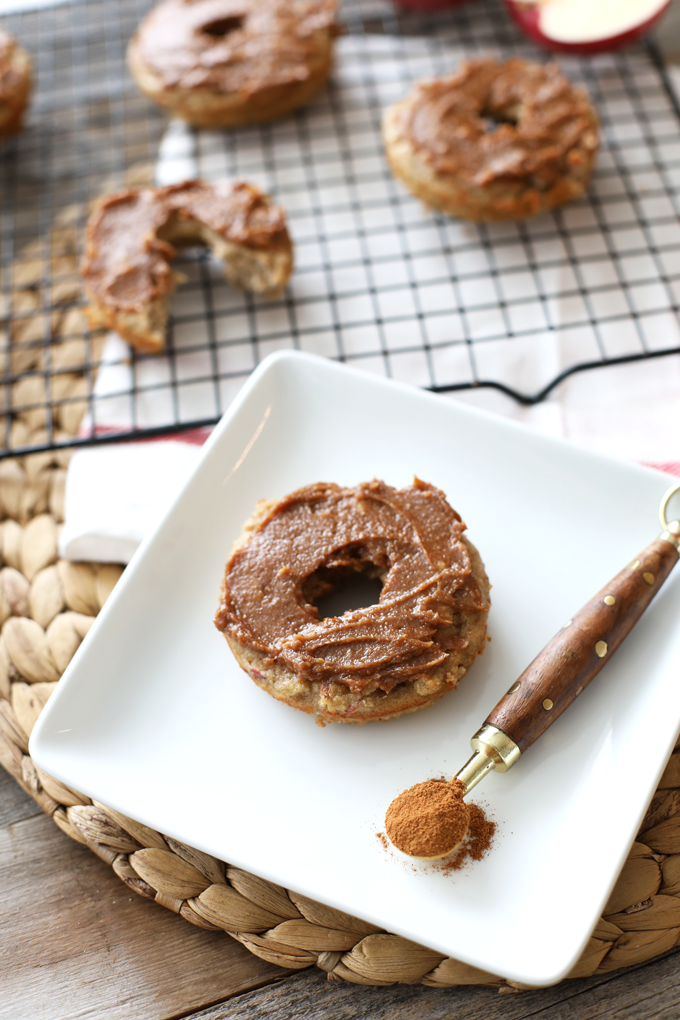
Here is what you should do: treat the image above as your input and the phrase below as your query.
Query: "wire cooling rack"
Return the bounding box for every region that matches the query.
[1,0,680,455]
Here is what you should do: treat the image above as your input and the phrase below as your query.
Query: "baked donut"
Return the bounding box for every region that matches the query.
[127,0,339,128]
[82,179,293,353]
[0,31,32,144]
[383,58,599,222]
[215,479,490,724]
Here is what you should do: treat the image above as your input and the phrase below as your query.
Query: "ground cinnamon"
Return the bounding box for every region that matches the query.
[385,778,469,858]
[441,803,496,874]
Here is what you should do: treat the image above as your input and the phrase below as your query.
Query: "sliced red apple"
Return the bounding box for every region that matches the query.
[505,0,672,54]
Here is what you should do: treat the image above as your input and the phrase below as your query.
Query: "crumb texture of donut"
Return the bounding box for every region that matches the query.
[82,179,293,353]
[0,30,32,144]
[215,479,491,723]
[383,57,599,221]
[127,0,339,127]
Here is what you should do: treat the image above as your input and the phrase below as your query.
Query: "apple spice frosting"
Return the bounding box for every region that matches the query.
[400,58,599,188]
[131,0,339,94]
[82,179,291,313]
[215,479,488,695]
[0,32,20,96]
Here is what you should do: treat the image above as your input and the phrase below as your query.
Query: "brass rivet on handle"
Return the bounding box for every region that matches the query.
[507,681,520,694]
[543,699,554,711]
[564,619,573,628]
[595,640,608,658]
[643,572,655,585]
[604,595,616,605]
[630,560,640,570]
[575,686,584,697]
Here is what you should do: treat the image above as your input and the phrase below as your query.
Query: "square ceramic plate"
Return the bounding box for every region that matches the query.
[30,351,680,986]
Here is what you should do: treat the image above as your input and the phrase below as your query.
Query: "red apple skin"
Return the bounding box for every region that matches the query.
[504,0,672,54]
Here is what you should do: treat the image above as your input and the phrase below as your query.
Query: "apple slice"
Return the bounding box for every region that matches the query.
[505,0,672,54]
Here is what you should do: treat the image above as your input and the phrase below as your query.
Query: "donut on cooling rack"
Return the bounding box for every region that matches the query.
[382,58,599,222]
[127,0,339,128]
[82,179,293,354]
[0,31,32,144]
[215,479,490,725]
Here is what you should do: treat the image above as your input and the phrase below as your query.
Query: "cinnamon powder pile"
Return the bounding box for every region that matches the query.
[439,803,496,874]
[385,778,469,858]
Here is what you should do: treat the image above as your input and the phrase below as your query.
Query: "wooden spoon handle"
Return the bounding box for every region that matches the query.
[485,535,679,754]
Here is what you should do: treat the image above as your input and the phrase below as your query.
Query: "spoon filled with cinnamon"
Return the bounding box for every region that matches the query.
[385,483,680,861]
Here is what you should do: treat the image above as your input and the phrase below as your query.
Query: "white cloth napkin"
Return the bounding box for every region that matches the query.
[59,36,680,564]
[59,439,205,563]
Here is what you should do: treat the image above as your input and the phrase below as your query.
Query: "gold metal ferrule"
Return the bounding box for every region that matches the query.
[661,523,680,550]
[471,723,522,772]
[659,483,680,549]
[455,724,522,795]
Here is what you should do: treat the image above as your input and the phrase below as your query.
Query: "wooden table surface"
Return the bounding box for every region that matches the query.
[2,765,680,1020]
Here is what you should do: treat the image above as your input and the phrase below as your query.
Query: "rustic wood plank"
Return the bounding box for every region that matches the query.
[184,950,680,1020]
[0,759,41,828]
[0,813,289,1020]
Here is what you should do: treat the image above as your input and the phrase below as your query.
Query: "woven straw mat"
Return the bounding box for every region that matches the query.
[2,233,680,991]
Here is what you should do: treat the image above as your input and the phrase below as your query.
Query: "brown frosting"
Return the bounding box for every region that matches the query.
[400,58,599,189]
[215,479,487,695]
[0,31,26,103]
[132,0,338,95]
[82,179,291,313]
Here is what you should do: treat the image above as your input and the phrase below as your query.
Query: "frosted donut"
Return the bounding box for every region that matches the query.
[383,58,599,222]
[0,31,32,144]
[215,479,490,724]
[127,0,339,128]
[82,179,293,354]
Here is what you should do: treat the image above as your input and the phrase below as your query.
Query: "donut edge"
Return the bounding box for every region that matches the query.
[220,500,491,725]
[382,92,599,223]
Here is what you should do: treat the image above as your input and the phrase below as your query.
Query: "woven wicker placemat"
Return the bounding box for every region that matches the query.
[1,250,680,989]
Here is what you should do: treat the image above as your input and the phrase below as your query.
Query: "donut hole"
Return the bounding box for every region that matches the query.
[201,15,244,38]
[303,561,385,621]
[481,102,521,132]
[314,572,384,621]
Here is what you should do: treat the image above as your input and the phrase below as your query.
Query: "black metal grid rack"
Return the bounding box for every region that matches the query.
[2,0,680,456]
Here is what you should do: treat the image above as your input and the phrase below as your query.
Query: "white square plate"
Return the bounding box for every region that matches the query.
[30,351,680,986]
